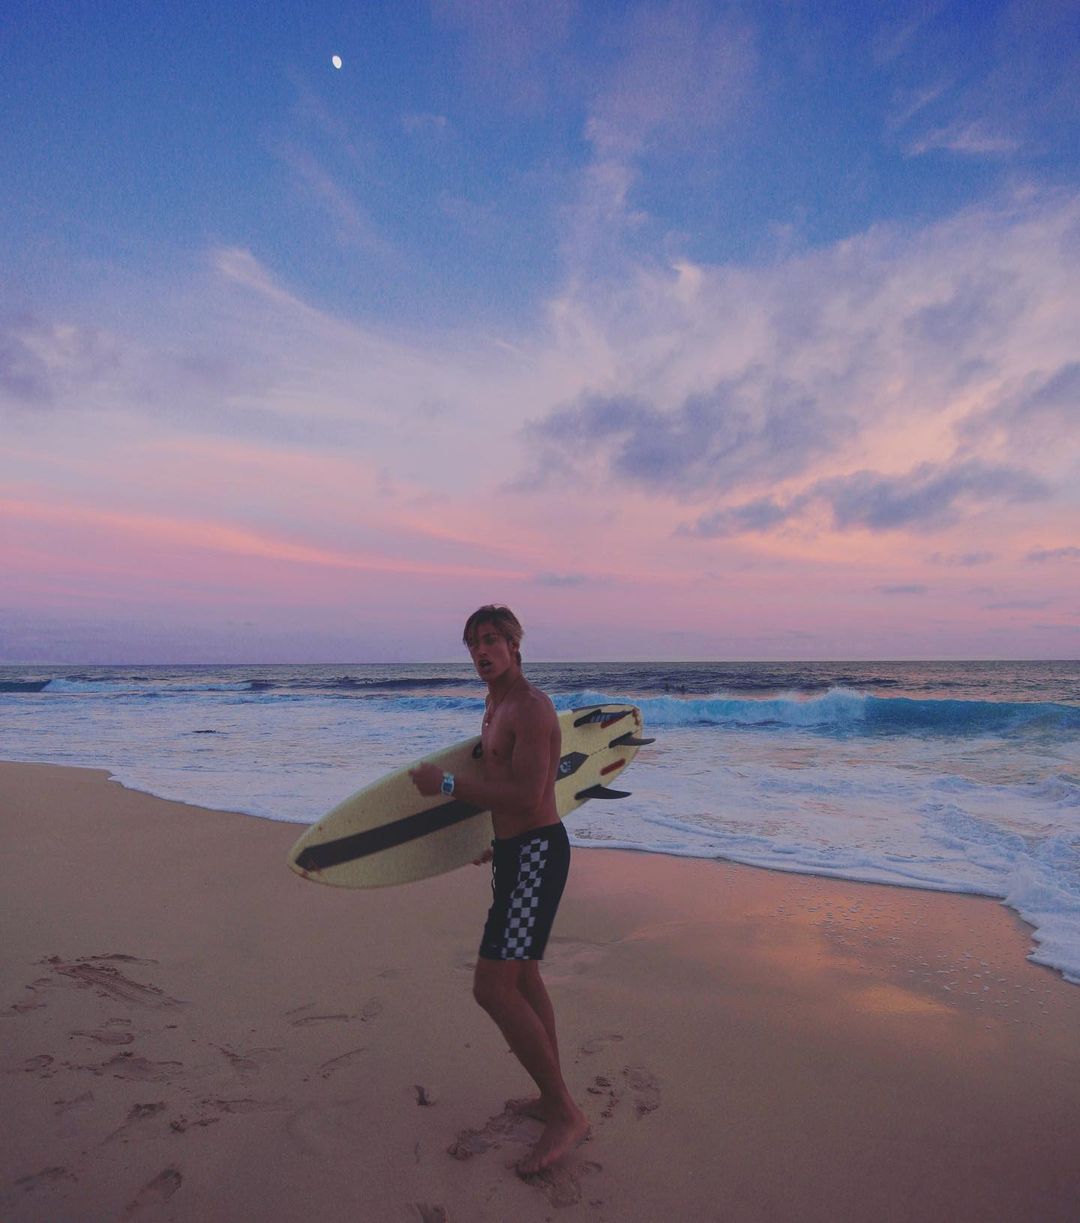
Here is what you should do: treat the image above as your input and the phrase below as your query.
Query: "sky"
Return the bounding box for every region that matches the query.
[2,0,1078,663]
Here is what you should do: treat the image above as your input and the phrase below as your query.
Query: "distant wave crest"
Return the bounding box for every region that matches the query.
[556,688,1080,736]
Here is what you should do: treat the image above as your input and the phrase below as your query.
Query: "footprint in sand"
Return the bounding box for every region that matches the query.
[215,1045,281,1078]
[541,937,611,980]
[2,970,68,1016]
[623,1065,661,1117]
[286,1100,370,1156]
[54,1090,95,1117]
[20,1053,57,1077]
[582,1067,659,1122]
[447,1105,600,1206]
[519,1159,603,1209]
[578,1033,624,1056]
[42,956,184,1010]
[315,1047,368,1079]
[169,1113,221,1133]
[414,1206,449,1223]
[71,1027,135,1046]
[447,1105,540,1161]
[15,1166,77,1194]
[88,1052,184,1083]
[286,998,382,1026]
[447,1126,496,1160]
[288,1011,353,1027]
[586,1073,620,1119]
[104,1101,167,1143]
[1,995,46,1015]
[198,1096,290,1117]
[54,1090,97,1140]
[287,1002,346,1027]
[122,1167,182,1217]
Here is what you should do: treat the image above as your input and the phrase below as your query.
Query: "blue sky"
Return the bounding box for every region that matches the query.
[2,1,1078,661]
[7,1,1075,324]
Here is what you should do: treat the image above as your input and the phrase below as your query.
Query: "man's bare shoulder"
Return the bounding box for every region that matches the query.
[508,680,557,728]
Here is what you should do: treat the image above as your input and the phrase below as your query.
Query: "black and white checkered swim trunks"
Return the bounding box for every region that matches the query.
[479,822,571,961]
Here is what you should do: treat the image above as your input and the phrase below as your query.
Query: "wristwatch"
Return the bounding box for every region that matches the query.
[440,771,455,796]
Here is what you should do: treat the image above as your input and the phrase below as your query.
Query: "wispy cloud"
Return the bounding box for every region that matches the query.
[0,316,123,412]
[881,0,1079,165]
[402,112,451,136]
[907,121,1021,158]
[433,0,578,113]
[533,573,588,587]
[1026,546,1080,564]
[964,361,1080,444]
[818,460,1047,533]
[678,498,794,540]
[563,1,756,271]
[681,459,1047,538]
[871,7,945,66]
[522,191,1078,554]
[2,497,530,583]
[525,375,849,497]
[983,598,1054,611]
[585,1,755,161]
[885,80,951,134]
[273,141,392,255]
[928,551,996,567]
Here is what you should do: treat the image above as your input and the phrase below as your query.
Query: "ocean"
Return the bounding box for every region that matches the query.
[2,660,1078,984]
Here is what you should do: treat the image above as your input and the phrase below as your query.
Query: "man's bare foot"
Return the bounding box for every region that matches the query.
[517,1105,590,1176]
[505,1095,549,1122]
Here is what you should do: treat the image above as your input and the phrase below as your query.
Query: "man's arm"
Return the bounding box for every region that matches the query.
[409,699,552,814]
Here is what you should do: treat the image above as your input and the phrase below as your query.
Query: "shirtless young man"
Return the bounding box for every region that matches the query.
[409,604,589,1175]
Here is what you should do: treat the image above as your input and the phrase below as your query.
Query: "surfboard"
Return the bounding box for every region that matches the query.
[286,703,652,889]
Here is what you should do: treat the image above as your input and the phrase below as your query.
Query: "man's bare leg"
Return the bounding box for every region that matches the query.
[474,959,588,1172]
[505,962,561,1120]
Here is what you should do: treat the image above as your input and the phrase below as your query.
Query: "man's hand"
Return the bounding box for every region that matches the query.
[409,765,489,864]
[408,762,443,797]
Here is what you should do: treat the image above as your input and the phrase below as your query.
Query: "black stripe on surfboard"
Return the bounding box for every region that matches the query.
[296,740,610,873]
[574,783,632,800]
[572,708,632,729]
[295,798,483,872]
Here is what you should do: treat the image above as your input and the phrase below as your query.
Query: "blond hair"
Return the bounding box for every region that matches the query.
[462,604,524,665]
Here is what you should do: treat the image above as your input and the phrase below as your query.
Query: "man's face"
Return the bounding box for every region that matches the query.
[467,621,516,682]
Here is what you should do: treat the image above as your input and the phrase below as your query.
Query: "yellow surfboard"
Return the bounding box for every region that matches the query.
[287,704,651,889]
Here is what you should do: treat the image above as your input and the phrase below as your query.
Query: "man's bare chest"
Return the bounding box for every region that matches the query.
[480,716,514,772]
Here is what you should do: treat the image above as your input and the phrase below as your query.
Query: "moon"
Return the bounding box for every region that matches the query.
[331,54,342,70]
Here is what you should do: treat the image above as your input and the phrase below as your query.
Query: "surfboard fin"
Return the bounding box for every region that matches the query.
[575,783,632,801]
[608,732,655,747]
[573,708,632,729]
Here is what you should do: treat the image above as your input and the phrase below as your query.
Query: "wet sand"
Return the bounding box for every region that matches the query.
[2,760,1079,1222]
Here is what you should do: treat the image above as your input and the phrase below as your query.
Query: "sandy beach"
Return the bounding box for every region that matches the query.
[2,760,1079,1223]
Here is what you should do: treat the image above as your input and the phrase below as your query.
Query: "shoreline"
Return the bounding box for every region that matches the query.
[5,750,1078,988]
[3,760,1080,1221]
